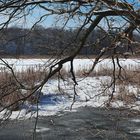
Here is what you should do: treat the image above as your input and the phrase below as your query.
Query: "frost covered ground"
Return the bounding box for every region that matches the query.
[0,58,140,120]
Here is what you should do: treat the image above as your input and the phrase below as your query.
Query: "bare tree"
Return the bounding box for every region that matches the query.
[0,0,139,124]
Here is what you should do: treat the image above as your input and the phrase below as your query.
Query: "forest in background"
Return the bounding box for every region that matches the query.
[0,26,140,57]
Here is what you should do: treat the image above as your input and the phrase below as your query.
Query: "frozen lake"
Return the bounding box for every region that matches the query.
[0,58,140,72]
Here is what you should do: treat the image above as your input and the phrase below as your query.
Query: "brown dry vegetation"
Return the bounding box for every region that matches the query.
[0,63,139,111]
[115,67,140,104]
[0,67,47,111]
[98,66,140,105]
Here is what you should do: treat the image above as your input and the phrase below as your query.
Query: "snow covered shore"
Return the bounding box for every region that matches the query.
[0,58,139,120]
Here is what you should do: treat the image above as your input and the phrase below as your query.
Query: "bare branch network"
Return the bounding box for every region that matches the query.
[0,0,139,121]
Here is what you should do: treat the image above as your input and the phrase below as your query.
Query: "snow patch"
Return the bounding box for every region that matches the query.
[30,127,50,133]
[130,129,140,134]
[130,119,140,123]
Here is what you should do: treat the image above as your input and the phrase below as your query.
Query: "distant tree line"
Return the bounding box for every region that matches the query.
[0,26,139,57]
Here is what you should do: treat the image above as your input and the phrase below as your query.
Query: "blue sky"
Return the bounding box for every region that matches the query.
[4,0,140,29]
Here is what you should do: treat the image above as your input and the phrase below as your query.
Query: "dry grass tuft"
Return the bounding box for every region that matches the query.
[0,67,47,111]
[114,85,138,104]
